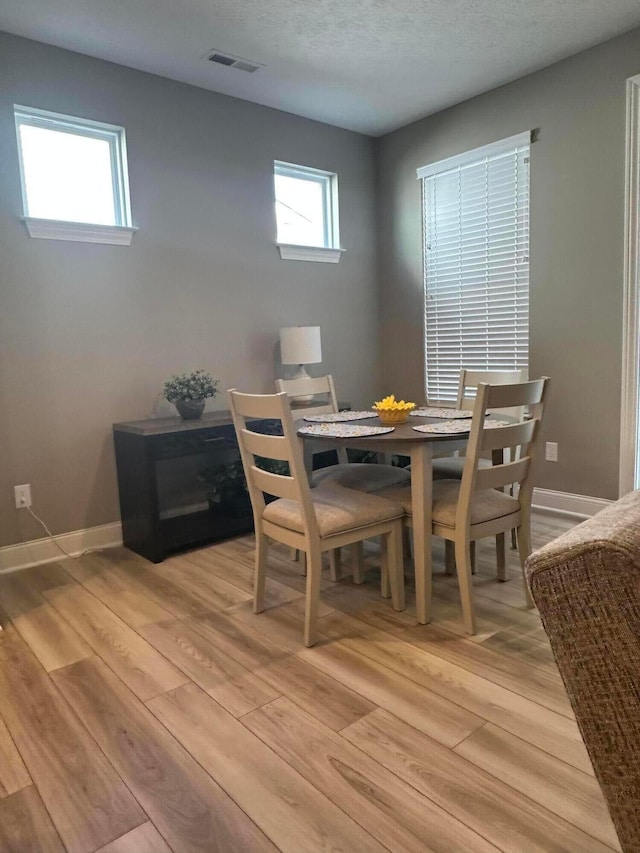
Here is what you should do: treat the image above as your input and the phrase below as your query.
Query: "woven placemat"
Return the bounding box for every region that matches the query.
[298,423,395,438]
[304,411,378,423]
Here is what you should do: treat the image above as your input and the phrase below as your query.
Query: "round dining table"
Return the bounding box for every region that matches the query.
[296,414,470,625]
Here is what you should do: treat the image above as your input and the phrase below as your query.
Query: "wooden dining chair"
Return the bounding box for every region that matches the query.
[276,374,410,492]
[433,368,525,565]
[228,389,406,647]
[379,377,548,634]
[432,368,525,479]
[277,374,411,582]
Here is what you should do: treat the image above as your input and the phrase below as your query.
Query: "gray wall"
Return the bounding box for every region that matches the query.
[376,27,640,500]
[0,31,378,548]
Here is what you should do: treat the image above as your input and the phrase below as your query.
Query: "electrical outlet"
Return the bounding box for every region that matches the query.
[14,484,32,508]
[545,442,558,462]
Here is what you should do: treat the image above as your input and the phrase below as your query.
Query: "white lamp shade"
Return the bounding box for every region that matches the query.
[279,326,322,365]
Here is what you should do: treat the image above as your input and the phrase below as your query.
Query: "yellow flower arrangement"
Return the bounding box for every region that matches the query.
[373,394,416,424]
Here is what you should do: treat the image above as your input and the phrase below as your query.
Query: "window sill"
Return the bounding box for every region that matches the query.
[22,217,138,245]
[277,243,344,263]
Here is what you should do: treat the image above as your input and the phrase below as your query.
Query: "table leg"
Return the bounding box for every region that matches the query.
[302,439,314,480]
[411,442,433,624]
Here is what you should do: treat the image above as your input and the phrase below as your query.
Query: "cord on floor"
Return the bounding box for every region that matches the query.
[27,505,104,560]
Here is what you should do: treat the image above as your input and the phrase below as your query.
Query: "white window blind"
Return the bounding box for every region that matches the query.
[418,133,530,403]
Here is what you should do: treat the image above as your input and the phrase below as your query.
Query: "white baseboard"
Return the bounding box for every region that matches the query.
[0,490,613,574]
[0,522,123,574]
[532,488,613,519]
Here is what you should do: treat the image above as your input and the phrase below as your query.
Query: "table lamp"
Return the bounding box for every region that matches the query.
[279,326,322,402]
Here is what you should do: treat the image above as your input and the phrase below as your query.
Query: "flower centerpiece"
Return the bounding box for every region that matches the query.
[162,370,219,420]
[373,394,416,424]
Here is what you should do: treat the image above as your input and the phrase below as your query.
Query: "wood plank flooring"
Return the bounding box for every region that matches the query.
[0,511,622,852]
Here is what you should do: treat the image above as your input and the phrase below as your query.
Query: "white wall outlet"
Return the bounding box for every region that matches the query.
[14,484,32,508]
[545,442,558,462]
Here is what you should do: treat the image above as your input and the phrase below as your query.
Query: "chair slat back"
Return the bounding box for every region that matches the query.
[241,430,290,462]
[458,369,525,419]
[276,374,348,465]
[231,389,287,420]
[485,377,546,411]
[229,389,319,536]
[479,419,536,453]
[458,378,549,525]
[475,458,531,491]
[276,375,338,404]
[249,466,300,501]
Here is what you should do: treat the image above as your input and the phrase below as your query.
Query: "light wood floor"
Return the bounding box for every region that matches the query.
[0,512,621,853]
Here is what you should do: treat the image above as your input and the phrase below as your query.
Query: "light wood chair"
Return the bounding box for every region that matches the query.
[228,389,406,647]
[277,374,411,582]
[379,377,548,634]
[276,374,410,492]
[432,368,525,479]
[433,368,525,565]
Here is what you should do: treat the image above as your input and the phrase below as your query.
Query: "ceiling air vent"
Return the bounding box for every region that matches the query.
[207,51,263,73]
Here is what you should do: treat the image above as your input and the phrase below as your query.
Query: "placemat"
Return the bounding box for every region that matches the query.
[304,411,379,423]
[412,420,473,434]
[298,423,395,438]
[412,418,512,435]
[410,407,474,419]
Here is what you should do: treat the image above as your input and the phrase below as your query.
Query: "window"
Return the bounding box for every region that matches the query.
[274,161,342,262]
[14,105,135,245]
[418,132,530,402]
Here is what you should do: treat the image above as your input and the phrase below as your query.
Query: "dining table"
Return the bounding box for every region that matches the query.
[296,411,473,625]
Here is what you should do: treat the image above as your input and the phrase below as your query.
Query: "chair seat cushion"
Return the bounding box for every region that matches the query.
[432,456,491,479]
[376,479,520,528]
[263,483,404,537]
[312,462,410,492]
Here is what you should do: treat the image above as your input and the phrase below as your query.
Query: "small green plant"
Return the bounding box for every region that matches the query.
[200,455,290,515]
[162,370,219,402]
[201,458,247,506]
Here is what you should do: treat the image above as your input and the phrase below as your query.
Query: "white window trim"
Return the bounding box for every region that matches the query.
[14,104,136,246]
[416,131,532,179]
[22,217,137,245]
[274,160,343,263]
[620,74,640,496]
[276,244,343,262]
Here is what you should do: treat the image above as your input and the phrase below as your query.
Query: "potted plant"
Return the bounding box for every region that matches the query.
[200,458,252,517]
[162,370,219,419]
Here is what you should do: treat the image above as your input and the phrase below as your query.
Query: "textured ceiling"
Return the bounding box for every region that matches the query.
[1,0,640,135]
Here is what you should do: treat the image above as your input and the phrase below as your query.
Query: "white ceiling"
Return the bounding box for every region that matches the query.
[2,0,640,136]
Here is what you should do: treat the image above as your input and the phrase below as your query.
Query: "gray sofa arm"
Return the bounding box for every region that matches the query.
[526,490,640,852]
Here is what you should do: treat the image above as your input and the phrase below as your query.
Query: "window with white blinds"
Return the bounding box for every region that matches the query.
[418,132,530,403]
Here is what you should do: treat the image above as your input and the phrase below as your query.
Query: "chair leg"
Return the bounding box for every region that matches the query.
[386,525,405,612]
[402,526,412,561]
[329,549,342,582]
[454,537,477,634]
[351,541,365,584]
[444,540,455,575]
[381,559,390,599]
[254,532,268,613]
[304,544,324,648]
[298,551,307,576]
[496,532,508,581]
[446,541,476,578]
[517,523,535,609]
[511,527,518,550]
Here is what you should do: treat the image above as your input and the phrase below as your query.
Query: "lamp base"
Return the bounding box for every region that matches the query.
[289,364,315,403]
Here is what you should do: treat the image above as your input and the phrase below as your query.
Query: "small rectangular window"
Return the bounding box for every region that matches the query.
[274,161,342,263]
[14,105,135,245]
